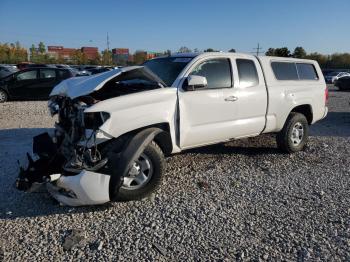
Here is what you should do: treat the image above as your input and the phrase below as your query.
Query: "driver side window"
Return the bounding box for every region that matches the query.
[189,58,232,89]
[16,70,37,81]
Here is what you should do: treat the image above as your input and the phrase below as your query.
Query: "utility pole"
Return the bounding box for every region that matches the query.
[107,32,111,64]
[253,43,264,56]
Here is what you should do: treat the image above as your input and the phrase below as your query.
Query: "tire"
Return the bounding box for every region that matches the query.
[0,89,8,103]
[116,142,165,201]
[105,139,165,201]
[336,84,343,91]
[276,112,309,153]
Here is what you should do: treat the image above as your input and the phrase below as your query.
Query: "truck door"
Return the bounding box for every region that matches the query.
[230,57,267,136]
[178,56,267,149]
[178,57,239,148]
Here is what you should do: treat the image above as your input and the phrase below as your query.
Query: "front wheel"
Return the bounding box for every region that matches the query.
[276,112,309,153]
[114,142,165,201]
[0,89,8,103]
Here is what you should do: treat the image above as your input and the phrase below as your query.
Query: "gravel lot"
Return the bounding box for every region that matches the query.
[0,87,349,261]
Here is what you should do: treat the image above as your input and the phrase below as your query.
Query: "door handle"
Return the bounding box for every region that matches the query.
[224,96,238,102]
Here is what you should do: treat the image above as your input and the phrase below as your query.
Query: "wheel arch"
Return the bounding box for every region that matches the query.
[290,104,313,124]
[102,122,173,156]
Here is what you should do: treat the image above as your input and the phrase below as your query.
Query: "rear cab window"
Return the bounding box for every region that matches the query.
[271,61,319,81]
[271,62,299,80]
[296,63,319,80]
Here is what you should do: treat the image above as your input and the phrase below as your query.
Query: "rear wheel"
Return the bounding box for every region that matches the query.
[276,112,309,153]
[0,89,8,103]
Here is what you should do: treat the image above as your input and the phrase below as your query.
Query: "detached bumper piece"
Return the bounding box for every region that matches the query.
[16,132,112,206]
[46,170,110,206]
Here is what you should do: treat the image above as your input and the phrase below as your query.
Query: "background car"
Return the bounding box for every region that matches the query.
[86,67,112,75]
[331,72,350,83]
[0,64,18,79]
[0,67,74,102]
[324,71,338,83]
[334,76,350,91]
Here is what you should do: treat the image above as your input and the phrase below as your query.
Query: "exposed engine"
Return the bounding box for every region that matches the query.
[16,96,109,191]
[15,66,165,206]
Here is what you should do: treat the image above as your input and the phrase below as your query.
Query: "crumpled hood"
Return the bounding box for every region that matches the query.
[50,66,146,99]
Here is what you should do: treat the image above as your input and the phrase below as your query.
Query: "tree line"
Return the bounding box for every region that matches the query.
[265,46,350,69]
[1,41,350,69]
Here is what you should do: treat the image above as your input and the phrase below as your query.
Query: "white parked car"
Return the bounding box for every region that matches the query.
[17,52,328,206]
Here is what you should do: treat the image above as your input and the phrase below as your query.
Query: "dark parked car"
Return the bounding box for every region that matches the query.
[334,76,350,91]
[86,67,112,75]
[0,68,74,102]
[0,65,18,79]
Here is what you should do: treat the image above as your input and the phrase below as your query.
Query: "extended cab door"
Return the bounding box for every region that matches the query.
[229,56,267,137]
[178,55,267,149]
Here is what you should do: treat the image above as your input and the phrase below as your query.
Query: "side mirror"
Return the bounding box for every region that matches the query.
[184,75,207,91]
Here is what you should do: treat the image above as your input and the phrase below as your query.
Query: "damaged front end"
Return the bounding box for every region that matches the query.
[16,67,164,206]
[16,96,113,206]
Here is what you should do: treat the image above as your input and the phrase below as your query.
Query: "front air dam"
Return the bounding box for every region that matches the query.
[46,170,110,206]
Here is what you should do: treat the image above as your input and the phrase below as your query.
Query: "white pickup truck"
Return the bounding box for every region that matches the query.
[16,52,328,206]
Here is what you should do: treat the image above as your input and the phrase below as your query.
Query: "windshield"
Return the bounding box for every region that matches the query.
[143,57,193,86]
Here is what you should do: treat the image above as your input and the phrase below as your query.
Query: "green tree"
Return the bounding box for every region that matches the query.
[133,51,147,65]
[101,49,113,65]
[178,46,192,53]
[305,52,328,67]
[265,47,291,57]
[91,52,101,65]
[228,48,236,53]
[72,50,87,65]
[274,47,291,57]
[204,48,215,52]
[38,42,46,54]
[0,41,28,63]
[265,48,275,56]
[293,47,307,58]
[164,49,171,56]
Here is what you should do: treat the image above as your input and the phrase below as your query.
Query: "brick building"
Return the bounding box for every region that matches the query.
[81,47,99,61]
[47,46,76,60]
[112,48,130,65]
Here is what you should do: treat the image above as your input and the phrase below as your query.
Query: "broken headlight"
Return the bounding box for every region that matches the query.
[48,100,60,116]
[84,112,110,129]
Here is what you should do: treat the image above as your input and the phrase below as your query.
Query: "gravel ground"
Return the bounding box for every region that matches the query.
[0,87,349,261]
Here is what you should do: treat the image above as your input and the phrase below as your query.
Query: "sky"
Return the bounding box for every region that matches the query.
[0,0,349,55]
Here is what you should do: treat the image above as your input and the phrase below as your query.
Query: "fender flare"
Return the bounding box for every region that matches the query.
[108,127,162,200]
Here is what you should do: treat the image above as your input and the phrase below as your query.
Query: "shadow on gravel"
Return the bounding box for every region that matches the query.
[0,128,113,219]
[185,137,281,156]
[310,112,350,137]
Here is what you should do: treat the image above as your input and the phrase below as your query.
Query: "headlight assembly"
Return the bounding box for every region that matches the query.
[84,112,110,129]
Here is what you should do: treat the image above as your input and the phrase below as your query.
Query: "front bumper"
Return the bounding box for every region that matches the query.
[16,131,112,206]
[46,170,110,206]
[322,106,328,120]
